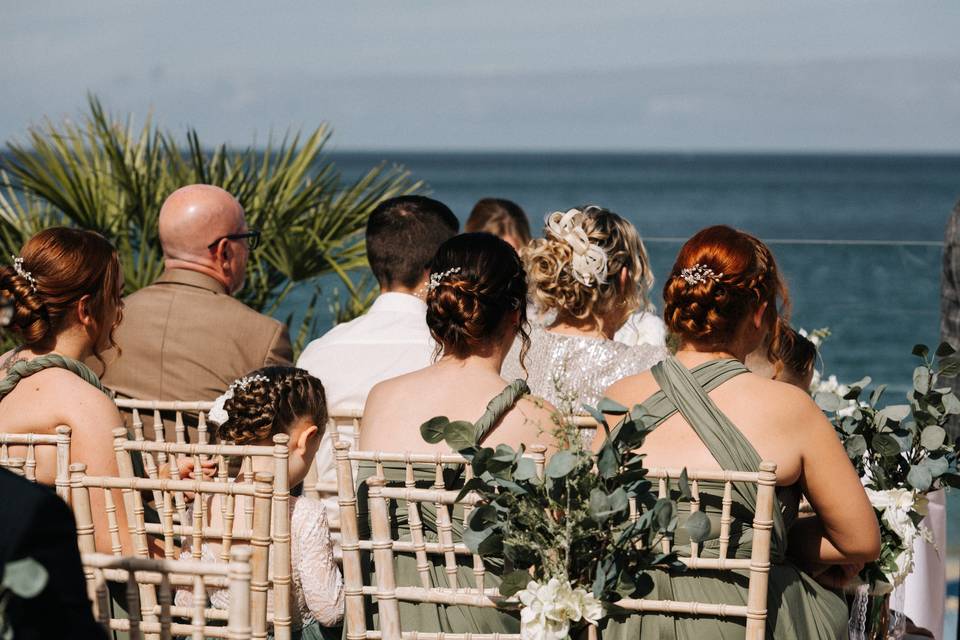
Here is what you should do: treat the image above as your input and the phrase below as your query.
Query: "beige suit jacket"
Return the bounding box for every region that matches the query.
[94,269,292,441]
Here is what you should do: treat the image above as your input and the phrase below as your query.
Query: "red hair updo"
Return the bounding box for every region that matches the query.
[663,225,789,360]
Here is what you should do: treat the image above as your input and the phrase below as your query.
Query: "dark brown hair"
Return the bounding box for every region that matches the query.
[466,198,532,247]
[663,225,789,361]
[426,232,529,361]
[217,366,328,446]
[0,227,123,360]
[776,327,817,382]
[366,196,459,290]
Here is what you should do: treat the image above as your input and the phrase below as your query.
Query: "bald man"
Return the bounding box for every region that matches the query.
[94,184,292,442]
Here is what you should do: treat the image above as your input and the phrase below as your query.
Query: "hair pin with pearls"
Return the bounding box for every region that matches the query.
[679,264,723,285]
[428,267,461,291]
[208,374,270,425]
[11,256,37,293]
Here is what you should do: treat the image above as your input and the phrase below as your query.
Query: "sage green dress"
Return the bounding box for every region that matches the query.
[602,358,847,640]
[354,380,530,636]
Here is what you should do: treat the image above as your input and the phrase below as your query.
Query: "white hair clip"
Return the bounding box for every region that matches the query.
[679,264,723,285]
[208,374,271,425]
[545,208,608,287]
[428,267,461,291]
[11,256,37,293]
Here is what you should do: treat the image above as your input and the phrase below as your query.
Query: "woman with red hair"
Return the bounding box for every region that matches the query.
[597,225,879,639]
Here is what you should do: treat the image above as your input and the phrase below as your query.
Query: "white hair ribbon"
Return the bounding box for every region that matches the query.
[546,209,608,287]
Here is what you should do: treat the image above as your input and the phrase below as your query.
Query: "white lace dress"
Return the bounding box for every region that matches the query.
[175,495,344,631]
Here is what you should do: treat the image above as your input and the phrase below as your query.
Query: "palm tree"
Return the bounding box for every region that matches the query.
[0,95,423,355]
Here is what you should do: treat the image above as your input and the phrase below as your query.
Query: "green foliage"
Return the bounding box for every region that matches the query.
[0,557,49,640]
[0,95,424,356]
[818,342,960,587]
[419,402,692,604]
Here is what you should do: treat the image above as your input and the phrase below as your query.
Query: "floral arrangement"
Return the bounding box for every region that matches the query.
[815,341,960,591]
[0,557,48,639]
[421,400,707,640]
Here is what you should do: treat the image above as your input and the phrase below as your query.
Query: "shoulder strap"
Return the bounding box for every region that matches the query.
[0,354,110,400]
[474,379,530,445]
[647,357,786,552]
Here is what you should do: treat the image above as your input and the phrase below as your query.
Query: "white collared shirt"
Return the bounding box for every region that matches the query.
[296,292,434,411]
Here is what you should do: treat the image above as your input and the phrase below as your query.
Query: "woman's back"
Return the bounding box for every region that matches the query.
[361,363,555,453]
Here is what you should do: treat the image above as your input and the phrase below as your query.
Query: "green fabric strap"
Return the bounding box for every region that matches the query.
[473,378,530,445]
[647,357,787,558]
[0,353,110,400]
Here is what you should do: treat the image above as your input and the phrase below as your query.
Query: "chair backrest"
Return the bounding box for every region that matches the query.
[71,462,276,640]
[109,429,294,640]
[612,462,778,640]
[301,405,364,500]
[335,441,546,640]
[0,426,72,502]
[115,398,216,445]
[83,547,252,640]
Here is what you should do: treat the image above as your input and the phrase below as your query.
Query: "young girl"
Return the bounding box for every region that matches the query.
[177,366,344,639]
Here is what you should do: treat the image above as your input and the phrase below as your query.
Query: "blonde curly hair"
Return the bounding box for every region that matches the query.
[524,206,654,325]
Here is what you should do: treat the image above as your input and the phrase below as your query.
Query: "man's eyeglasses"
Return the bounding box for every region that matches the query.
[207,230,261,251]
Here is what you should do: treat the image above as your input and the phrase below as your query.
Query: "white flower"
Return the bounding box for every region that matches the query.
[864,488,934,587]
[517,577,604,640]
[208,388,233,425]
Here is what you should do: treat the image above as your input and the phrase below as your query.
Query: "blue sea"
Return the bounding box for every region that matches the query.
[327,152,960,632]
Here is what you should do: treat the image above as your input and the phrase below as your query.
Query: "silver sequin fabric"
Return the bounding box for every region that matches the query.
[502,324,669,412]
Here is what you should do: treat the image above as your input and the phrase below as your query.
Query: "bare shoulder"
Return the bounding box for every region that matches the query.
[514,394,558,425]
[603,369,659,406]
[19,369,121,427]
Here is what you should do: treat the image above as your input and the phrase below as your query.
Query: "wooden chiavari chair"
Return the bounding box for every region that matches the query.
[0,425,72,502]
[71,462,276,640]
[109,429,294,640]
[83,547,253,640]
[115,398,216,445]
[609,462,778,640]
[302,405,364,501]
[335,441,547,640]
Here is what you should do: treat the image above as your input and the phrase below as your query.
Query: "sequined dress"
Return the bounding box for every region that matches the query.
[502,324,669,411]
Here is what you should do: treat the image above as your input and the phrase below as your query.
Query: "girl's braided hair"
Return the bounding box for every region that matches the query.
[217,366,328,445]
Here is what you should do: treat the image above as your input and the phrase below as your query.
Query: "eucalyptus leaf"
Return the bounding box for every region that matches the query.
[678,468,692,501]
[581,404,609,430]
[596,397,629,415]
[907,465,933,492]
[913,367,930,394]
[684,510,712,543]
[920,455,949,477]
[940,360,960,378]
[869,384,887,408]
[942,392,960,415]
[1,558,48,598]
[545,451,578,478]
[589,488,614,524]
[513,457,537,482]
[596,445,619,479]
[879,404,911,422]
[419,416,449,444]
[844,434,867,458]
[912,344,930,358]
[815,391,844,412]
[468,505,498,530]
[920,425,946,450]
[608,487,629,512]
[653,498,676,531]
[871,433,903,457]
[935,342,956,357]
[499,570,531,597]
[443,420,477,452]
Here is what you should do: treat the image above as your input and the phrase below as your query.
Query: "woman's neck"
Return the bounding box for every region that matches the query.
[548,312,620,340]
[24,330,92,361]
[676,342,748,365]
[436,350,506,376]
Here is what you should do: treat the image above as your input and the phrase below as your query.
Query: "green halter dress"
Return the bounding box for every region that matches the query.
[354,379,530,637]
[601,357,847,640]
[0,352,109,399]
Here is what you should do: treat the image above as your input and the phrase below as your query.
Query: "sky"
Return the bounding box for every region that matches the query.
[2,1,960,151]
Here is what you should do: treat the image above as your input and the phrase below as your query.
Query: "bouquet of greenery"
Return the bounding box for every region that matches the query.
[421,400,709,640]
[816,343,960,592]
